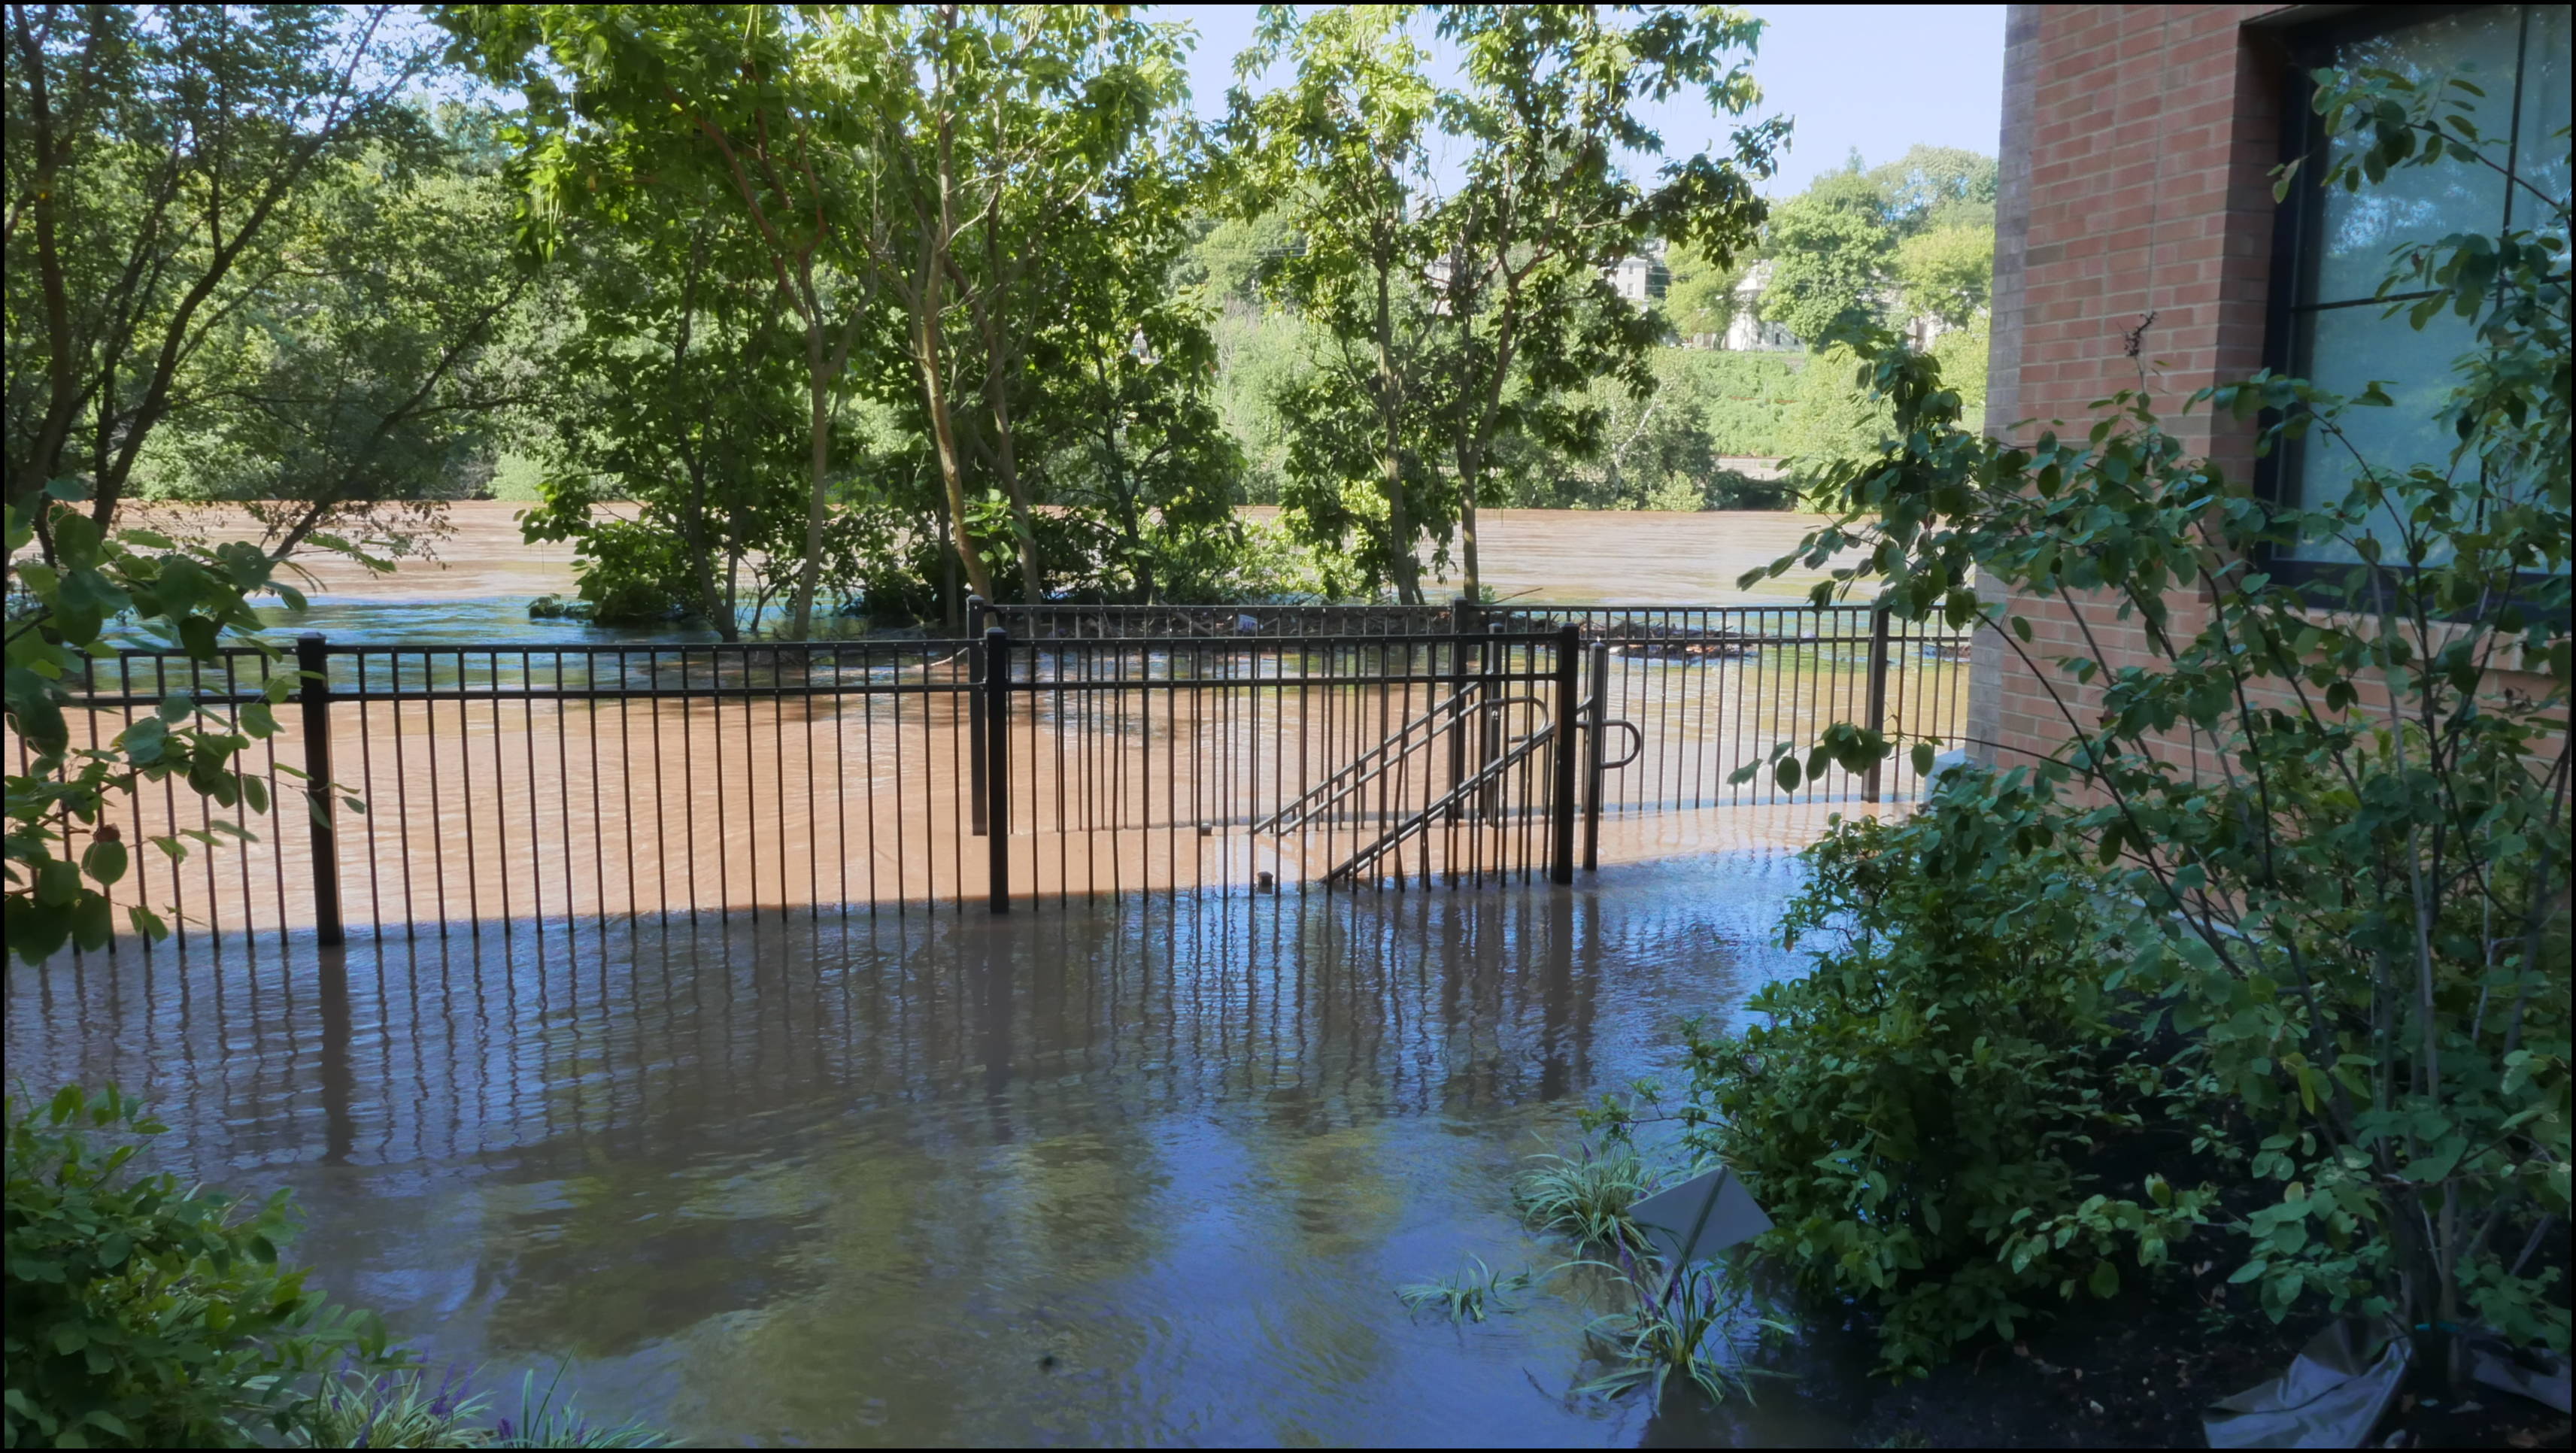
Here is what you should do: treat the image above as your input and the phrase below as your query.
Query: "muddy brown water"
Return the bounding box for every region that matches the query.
[141,502,1854,620]
[8,855,1872,1446]
[20,504,1924,1442]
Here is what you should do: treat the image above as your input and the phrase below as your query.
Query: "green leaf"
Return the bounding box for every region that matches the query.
[80,839,129,888]
[177,616,220,660]
[2088,1259,2119,1298]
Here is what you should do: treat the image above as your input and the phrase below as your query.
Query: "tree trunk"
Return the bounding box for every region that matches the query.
[1458,444,1482,596]
[911,68,996,605]
[671,241,734,642]
[1097,373,1151,602]
[682,457,735,642]
[968,214,1042,605]
[1373,252,1420,605]
[915,286,994,602]
[787,311,832,639]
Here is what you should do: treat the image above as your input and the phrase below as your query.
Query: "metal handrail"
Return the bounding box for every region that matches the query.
[1261,691,1547,835]
[1328,720,1558,884]
[1251,681,1479,833]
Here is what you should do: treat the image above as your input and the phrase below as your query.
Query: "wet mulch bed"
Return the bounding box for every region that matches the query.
[1781,1261,2571,1448]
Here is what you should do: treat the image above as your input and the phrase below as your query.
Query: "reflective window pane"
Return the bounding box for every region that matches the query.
[2311,5,2518,305]
[2514,4,2570,241]
[2283,304,2478,564]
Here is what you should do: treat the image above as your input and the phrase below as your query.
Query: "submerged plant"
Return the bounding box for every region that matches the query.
[487,1366,669,1449]
[293,1362,491,1448]
[1579,1263,1784,1406]
[1511,1146,1658,1259]
[1393,1135,1787,1410]
[287,1360,668,1449]
[1394,1255,1536,1324]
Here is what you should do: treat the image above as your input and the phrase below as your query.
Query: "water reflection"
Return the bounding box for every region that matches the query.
[5,854,1846,1447]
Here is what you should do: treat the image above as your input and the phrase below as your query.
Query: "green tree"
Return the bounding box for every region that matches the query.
[1224,3,1443,602]
[517,203,818,636]
[130,119,534,563]
[5,4,436,532]
[1423,3,1781,590]
[1755,168,1893,344]
[1864,142,1998,234]
[1183,209,1303,311]
[837,3,1196,605]
[1662,238,1747,344]
[1024,156,1247,602]
[441,2,879,639]
[1208,308,1309,505]
[1893,223,1995,328]
[1485,348,1798,509]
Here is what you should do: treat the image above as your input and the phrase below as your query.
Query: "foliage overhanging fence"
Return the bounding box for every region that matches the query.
[31,603,1968,950]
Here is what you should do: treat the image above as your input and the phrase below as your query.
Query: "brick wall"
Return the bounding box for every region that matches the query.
[1975,4,2301,767]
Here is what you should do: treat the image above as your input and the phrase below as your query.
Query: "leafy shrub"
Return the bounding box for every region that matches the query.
[3,1085,395,1448]
[1740,57,2571,1382]
[1656,793,2216,1373]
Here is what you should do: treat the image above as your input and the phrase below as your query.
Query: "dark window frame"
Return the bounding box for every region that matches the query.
[2256,2,2550,595]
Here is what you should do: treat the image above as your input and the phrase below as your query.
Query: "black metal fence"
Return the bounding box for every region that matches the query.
[982,598,1971,814]
[38,627,1591,948]
[34,600,1968,950]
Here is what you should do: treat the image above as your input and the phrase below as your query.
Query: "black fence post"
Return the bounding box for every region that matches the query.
[296,632,344,946]
[984,624,1010,913]
[1862,599,1892,804]
[1447,593,1476,814]
[1551,624,1579,884]
[1584,639,1607,874]
[966,595,988,837]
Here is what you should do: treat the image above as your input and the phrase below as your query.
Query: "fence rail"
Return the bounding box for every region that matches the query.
[985,599,1971,814]
[32,600,1969,951]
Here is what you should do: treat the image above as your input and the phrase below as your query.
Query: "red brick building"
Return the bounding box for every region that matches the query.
[1971,3,2568,764]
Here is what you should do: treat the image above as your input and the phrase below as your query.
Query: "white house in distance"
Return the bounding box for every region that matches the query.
[1720,260,1803,351]
[1703,259,1954,353]
[1604,251,1669,304]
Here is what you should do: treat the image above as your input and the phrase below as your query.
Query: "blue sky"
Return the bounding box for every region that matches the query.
[1158,4,2007,196]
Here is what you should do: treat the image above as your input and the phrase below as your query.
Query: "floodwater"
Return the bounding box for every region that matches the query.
[5,854,1864,1448]
[140,502,1855,640]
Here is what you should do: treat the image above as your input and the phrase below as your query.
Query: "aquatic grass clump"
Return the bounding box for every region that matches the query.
[295,1362,490,1448]
[487,1367,670,1448]
[1511,1146,1658,1258]
[1395,1255,1537,1324]
[290,1363,669,1449]
[1577,1263,1787,1407]
[1391,1136,1786,1409]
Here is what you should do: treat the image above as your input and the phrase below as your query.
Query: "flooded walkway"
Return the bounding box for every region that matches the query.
[6,854,1858,1446]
